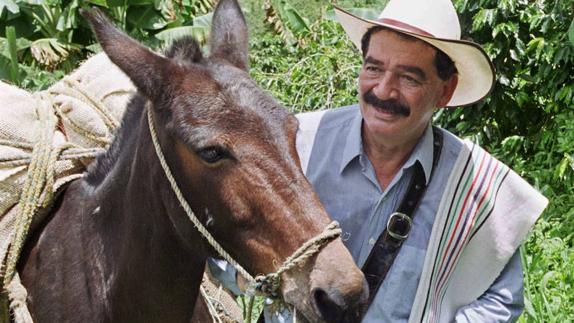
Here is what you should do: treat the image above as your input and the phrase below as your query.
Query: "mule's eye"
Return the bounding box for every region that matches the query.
[197,146,229,164]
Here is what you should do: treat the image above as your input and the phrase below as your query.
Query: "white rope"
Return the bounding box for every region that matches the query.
[199,284,224,323]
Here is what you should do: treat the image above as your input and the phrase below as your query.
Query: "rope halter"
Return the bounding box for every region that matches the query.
[147,109,342,299]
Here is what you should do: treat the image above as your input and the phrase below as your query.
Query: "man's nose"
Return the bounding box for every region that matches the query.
[372,74,399,100]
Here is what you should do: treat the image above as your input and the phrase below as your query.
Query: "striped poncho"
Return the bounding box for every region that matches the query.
[408,140,547,322]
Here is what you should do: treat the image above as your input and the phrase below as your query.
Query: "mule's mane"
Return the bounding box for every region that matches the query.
[165,37,203,63]
[85,37,203,185]
[85,94,146,185]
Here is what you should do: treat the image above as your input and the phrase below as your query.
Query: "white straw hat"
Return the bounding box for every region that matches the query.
[335,0,495,107]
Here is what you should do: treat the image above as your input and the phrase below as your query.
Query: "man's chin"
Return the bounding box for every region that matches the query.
[363,116,404,138]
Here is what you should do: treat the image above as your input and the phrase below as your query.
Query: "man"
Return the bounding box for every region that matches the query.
[212,0,547,321]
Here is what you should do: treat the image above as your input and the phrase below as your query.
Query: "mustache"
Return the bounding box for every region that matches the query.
[363,91,411,117]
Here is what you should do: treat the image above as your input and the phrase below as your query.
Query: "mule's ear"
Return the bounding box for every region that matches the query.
[209,0,249,71]
[81,8,170,99]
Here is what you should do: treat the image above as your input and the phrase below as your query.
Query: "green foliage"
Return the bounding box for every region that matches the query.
[1,0,573,321]
[5,26,17,82]
[0,0,214,84]
[259,0,310,45]
[249,17,362,112]
[434,2,574,319]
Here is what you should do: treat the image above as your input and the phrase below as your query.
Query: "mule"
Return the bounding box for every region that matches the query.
[17,0,367,322]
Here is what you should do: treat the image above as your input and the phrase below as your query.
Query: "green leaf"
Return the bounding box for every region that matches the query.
[85,0,108,7]
[527,37,545,59]
[524,296,538,319]
[0,54,11,81]
[472,8,497,32]
[0,37,31,59]
[193,12,212,28]
[569,18,574,47]
[0,0,19,15]
[515,38,526,56]
[515,91,529,107]
[5,26,18,83]
[324,8,379,21]
[126,6,166,30]
[555,154,574,180]
[85,43,101,53]
[282,3,309,34]
[127,0,154,5]
[106,0,128,7]
[509,49,519,61]
[24,0,47,6]
[56,0,80,32]
[154,25,209,44]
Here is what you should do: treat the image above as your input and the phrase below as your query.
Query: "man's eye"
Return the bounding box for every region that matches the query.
[197,146,229,164]
[366,66,380,72]
[401,75,421,85]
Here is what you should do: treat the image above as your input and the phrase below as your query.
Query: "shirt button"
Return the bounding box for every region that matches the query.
[369,238,376,245]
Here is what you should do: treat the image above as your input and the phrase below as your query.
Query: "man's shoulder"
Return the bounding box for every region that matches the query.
[295,105,359,173]
[434,126,465,164]
[296,105,359,132]
[434,126,509,166]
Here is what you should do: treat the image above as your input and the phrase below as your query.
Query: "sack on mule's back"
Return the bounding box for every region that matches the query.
[0,53,135,245]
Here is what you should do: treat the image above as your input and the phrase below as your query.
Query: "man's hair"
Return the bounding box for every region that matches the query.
[360,26,458,81]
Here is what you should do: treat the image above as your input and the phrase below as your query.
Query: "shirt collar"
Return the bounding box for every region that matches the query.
[339,113,435,185]
[402,124,435,185]
[340,110,364,173]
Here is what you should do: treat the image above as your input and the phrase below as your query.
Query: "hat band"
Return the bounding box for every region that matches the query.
[378,18,434,37]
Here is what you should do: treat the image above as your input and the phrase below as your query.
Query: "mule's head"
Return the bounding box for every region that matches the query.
[82,1,367,321]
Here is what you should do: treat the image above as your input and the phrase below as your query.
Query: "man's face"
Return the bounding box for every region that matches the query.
[358,29,457,146]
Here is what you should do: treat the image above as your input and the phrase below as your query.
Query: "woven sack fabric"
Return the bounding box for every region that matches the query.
[0,53,136,275]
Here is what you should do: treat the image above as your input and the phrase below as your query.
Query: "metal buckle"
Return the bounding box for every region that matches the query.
[386,212,413,241]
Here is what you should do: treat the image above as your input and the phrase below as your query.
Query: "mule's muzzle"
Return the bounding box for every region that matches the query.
[311,278,369,323]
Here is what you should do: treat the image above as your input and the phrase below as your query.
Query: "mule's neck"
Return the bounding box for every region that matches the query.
[86,106,208,321]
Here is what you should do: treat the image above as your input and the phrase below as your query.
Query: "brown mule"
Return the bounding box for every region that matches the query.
[18,0,367,322]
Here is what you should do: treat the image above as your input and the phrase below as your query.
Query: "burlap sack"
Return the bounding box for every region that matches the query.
[0,52,136,281]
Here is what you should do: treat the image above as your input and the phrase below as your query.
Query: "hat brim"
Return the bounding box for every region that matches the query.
[335,6,495,107]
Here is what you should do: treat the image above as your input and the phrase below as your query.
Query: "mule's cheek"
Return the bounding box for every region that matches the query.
[174,141,204,180]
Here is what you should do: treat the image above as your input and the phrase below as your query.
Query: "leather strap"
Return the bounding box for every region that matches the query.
[362,127,443,306]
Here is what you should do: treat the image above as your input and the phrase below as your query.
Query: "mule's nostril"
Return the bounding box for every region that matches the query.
[312,288,346,323]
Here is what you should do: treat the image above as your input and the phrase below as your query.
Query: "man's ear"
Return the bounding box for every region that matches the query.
[436,74,458,108]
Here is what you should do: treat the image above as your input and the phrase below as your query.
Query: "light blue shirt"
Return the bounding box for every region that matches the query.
[303,105,523,322]
[210,104,524,322]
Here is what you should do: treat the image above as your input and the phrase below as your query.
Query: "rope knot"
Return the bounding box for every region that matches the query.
[251,274,281,298]
[246,221,342,299]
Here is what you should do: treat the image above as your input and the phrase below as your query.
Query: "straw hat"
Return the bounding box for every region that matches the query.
[335,0,495,107]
